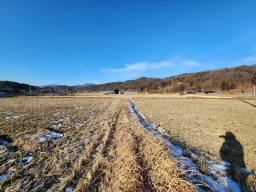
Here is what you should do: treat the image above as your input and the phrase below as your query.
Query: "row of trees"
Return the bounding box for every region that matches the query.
[220,81,236,91]
[172,72,256,93]
[115,71,256,94]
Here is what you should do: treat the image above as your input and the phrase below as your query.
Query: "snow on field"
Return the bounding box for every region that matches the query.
[64,184,73,192]
[37,131,64,142]
[0,167,16,181]
[0,135,34,181]
[128,100,252,192]
[3,111,27,120]
[20,154,33,166]
[51,116,83,130]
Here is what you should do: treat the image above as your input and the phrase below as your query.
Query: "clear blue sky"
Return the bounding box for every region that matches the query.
[1,0,256,85]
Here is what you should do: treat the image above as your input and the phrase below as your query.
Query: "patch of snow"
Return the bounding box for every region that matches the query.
[38,131,63,142]
[0,146,7,155]
[51,117,83,130]
[7,159,16,164]
[4,114,26,120]
[157,126,171,136]
[52,123,62,129]
[65,185,73,192]
[0,174,8,181]
[71,122,83,129]
[4,112,14,119]
[52,118,65,129]
[53,112,59,116]
[62,121,83,130]
[4,112,13,116]
[20,154,33,166]
[0,167,16,181]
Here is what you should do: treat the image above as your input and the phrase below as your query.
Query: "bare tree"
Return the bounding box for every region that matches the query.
[252,72,256,94]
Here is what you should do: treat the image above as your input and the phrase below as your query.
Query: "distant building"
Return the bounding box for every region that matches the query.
[203,90,215,94]
[183,90,198,94]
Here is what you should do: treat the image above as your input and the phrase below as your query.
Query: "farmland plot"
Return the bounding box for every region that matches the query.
[132,98,256,170]
[0,98,121,191]
[0,97,194,192]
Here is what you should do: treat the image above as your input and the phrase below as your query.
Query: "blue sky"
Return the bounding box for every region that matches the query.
[1,0,256,85]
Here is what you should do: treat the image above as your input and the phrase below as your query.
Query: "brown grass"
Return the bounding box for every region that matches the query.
[133,97,256,170]
[0,97,195,191]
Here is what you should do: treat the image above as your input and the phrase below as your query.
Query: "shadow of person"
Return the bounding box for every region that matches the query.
[220,132,248,190]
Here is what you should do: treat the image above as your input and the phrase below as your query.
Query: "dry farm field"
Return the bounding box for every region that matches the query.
[133,98,256,171]
[0,97,195,192]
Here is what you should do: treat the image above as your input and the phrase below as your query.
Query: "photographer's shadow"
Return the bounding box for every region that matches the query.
[220,131,248,190]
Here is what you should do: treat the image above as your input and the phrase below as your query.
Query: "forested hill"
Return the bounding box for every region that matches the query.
[1,65,256,93]
[84,65,256,92]
[0,81,39,92]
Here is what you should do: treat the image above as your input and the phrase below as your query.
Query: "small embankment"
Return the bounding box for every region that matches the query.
[129,112,195,192]
[100,104,195,192]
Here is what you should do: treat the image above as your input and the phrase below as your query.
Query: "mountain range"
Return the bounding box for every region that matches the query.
[1,64,256,94]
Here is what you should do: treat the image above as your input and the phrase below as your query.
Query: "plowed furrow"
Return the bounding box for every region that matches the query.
[132,134,155,192]
[64,132,105,191]
[75,110,121,192]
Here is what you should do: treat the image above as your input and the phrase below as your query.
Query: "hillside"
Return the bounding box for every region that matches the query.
[84,65,256,93]
[1,65,256,94]
[0,81,39,92]
[0,82,94,95]
[83,77,162,92]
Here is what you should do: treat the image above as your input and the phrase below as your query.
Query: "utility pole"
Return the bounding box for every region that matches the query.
[29,85,32,95]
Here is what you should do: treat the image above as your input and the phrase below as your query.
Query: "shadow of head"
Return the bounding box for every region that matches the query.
[219,131,245,166]
[219,131,250,190]
[219,131,236,140]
